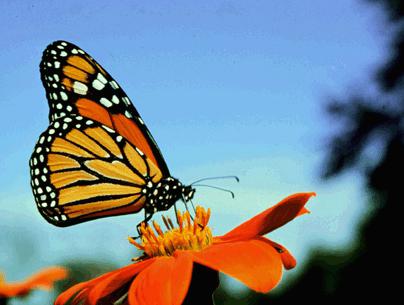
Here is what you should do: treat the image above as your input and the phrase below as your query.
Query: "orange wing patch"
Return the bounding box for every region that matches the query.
[52,138,94,158]
[65,194,143,218]
[65,129,110,158]
[58,183,140,205]
[112,114,159,167]
[47,154,80,171]
[67,55,96,74]
[75,98,160,168]
[51,170,98,188]
[63,66,89,83]
[76,98,113,127]
[84,126,122,158]
[84,159,144,185]
[80,196,146,220]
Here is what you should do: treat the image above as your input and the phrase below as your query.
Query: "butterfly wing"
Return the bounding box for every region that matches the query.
[29,115,163,226]
[40,40,169,176]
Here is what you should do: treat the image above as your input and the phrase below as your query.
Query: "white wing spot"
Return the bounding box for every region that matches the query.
[110,81,119,89]
[97,73,107,84]
[60,51,68,57]
[54,61,60,68]
[52,93,58,100]
[92,79,105,90]
[125,110,132,118]
[111,95,119,104]
[60,92,68,101]
[73,82,88,95]
[100,97,113,107]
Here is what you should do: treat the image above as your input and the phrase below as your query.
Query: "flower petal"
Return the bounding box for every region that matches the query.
[258,237,297,270]
[0,266,68,298]
[128,252,193,305]
[192,239,283,293]
[55,275,111,305]
[55,262,151,305]
[87,258,155,305]
[25,266,68,290]
[220,192,315,241]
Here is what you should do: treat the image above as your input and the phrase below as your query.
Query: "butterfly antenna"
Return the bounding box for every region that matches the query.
[192,184,235,199]
[190,175,239,185]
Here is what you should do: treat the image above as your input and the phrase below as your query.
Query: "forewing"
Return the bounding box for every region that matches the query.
[40,40,169,175]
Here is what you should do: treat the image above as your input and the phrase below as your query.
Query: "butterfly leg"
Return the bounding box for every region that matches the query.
[189,198,196,213]
[134,211,154,239]
[180,194,195,221]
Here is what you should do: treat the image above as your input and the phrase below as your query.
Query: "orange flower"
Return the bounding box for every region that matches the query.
[0,266,68,299]
[55,192,315,305]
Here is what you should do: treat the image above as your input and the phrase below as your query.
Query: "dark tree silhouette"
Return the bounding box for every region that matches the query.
[215,0,404,303]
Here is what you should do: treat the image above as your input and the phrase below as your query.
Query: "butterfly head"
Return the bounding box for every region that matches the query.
[181,185,196,202]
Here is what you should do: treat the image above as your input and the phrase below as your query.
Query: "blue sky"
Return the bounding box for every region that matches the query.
[0,1,385,303]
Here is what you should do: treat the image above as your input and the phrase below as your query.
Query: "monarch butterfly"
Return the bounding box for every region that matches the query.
[29,40,196,227]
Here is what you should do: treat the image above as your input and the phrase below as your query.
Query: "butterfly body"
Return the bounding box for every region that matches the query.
[30,40,194,226]
[142,177,195,214]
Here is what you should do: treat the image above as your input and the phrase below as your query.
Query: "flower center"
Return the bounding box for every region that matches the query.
[129,206,213,259]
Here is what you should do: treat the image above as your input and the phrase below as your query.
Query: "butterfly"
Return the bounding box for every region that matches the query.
[29,40,196,227]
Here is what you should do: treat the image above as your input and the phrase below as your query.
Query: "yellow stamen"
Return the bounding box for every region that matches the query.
[130,206,213,260]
